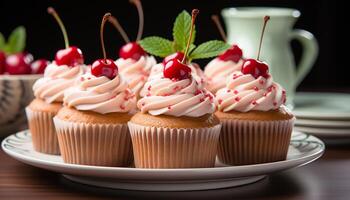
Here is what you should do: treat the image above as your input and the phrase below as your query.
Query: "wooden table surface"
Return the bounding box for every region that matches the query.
[1,137,349,200]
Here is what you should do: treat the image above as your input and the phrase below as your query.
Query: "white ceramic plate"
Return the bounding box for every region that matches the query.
[294,126,350,137]
[294,92,350,120]
[1,130,325,191]
[295,118,350,128]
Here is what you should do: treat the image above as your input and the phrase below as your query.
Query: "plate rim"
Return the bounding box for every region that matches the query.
[1,130,325,180]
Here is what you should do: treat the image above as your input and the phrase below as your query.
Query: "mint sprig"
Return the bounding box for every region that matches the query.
[139,10,229,60]
[0,26,26,54]
[173,10,196,52]
[190,40,230,60]
[139,36,174,57]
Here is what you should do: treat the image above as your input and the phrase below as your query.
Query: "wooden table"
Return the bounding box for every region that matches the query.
[1,139,349,200]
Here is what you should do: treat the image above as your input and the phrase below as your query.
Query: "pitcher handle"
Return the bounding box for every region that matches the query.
[290,29,319,88]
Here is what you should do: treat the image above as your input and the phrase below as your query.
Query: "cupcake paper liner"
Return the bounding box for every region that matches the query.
[128,122,221,168]
[25,107,60,155]
[53,117,133,167]
[217,118,295,165]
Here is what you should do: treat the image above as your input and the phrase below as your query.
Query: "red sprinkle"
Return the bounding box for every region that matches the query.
[234,90,239,94]
[146,93,151,96]
[283,98,287,104]
[195,90,202,95]
[259,80,264,85]
[263,93,268,97]
[141,102,145,106]
[147,85,151,91]
[87,77,91,80]
[200,98,205,102]
[80,77,85,81]
[173,86,179,91]
[282,90,286,95]
[273,101,277,106]
[235,97,240,102]
[253,86,259,91]
[168,105,172,109]
[227,89,231,93]
[218,99,223,104]
[120,105,126,110]
[251,100,257,105]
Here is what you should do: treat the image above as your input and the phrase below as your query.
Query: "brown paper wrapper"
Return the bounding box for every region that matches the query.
[128,122,221,168]
[217,118,295,165]
[53,117,133,167]
[25,107,60,155]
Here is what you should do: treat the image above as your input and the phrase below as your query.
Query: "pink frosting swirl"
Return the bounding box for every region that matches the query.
[139,63,207,97]
[138,77,215,117]
[64,72,136,114]
[32,62,86,103]
[115,55,157,95]
[204,58,244,93]
[216,71,286,112]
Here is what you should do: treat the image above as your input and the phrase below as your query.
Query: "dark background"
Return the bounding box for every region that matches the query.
[0,0,343,90]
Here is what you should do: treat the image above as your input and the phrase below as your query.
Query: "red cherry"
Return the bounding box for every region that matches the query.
[218,45,243,63]
[31,59,49,74]
[5,53,33,75]
[55,46,84,66]
[241,59,269,79]
[0,51,6,74]
[163,59,191,80]
[119,42,146,60]
[91,59,118,79]
[162,52,185,66]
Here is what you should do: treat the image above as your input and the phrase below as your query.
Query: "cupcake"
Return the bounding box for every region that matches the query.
[116,55,156,96]
[215,58,294,165]
[204,45,244,94]
[54,64,136,166]
[128,50,221,168]
[53,13,136,166]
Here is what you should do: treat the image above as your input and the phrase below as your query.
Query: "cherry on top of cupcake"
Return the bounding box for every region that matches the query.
[211,15,243,63]
[91,13,118,80]
[47,7,84,67]
[138,10,230,66]
[241,16,270,79]
[107,0,147,61]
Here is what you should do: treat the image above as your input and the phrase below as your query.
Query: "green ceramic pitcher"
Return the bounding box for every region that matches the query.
[222,7,318,107]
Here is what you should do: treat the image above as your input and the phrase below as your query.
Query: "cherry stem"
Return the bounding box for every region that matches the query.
[108,16,130,43]
[211,15,226,42]
[130,0,144,41]
[257,15,270,60]
[182,9,199,63]
[47,7,69,49]
[100,13,111,63]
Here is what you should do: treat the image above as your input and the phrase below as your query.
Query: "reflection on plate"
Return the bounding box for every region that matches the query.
[2,130,324,191]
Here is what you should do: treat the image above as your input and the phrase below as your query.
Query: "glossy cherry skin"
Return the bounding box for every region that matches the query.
[218,45,243,63]
[119,42,146,60]
[5,53,33,75]
[0,51,6,74]
[91,59,118,79]
[163,59,191,80]
[162,52,185,66]
[241,59,269,79]
[55,46,84,66]
[31,59,49,74]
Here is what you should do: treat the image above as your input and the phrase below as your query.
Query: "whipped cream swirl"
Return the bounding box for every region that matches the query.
[115,55,157,95]
[216,71,286,112]
[32,62,86,103]
[204,58,244,93]
[139,62,207,97]
[64,72,136,114]
[138,76,215,117]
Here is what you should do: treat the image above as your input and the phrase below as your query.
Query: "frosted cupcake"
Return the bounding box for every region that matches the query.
[128,61,221,168]
[54,13,136,166]
[204,45,244,94]
[215,59,294,165]
[26,7,86,154]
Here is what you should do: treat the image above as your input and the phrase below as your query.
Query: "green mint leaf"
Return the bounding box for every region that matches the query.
[0,32,5,50]
[173,10,196,52]
[139,36,174,58]
[189,40,230,59]
[6,26,26,54]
